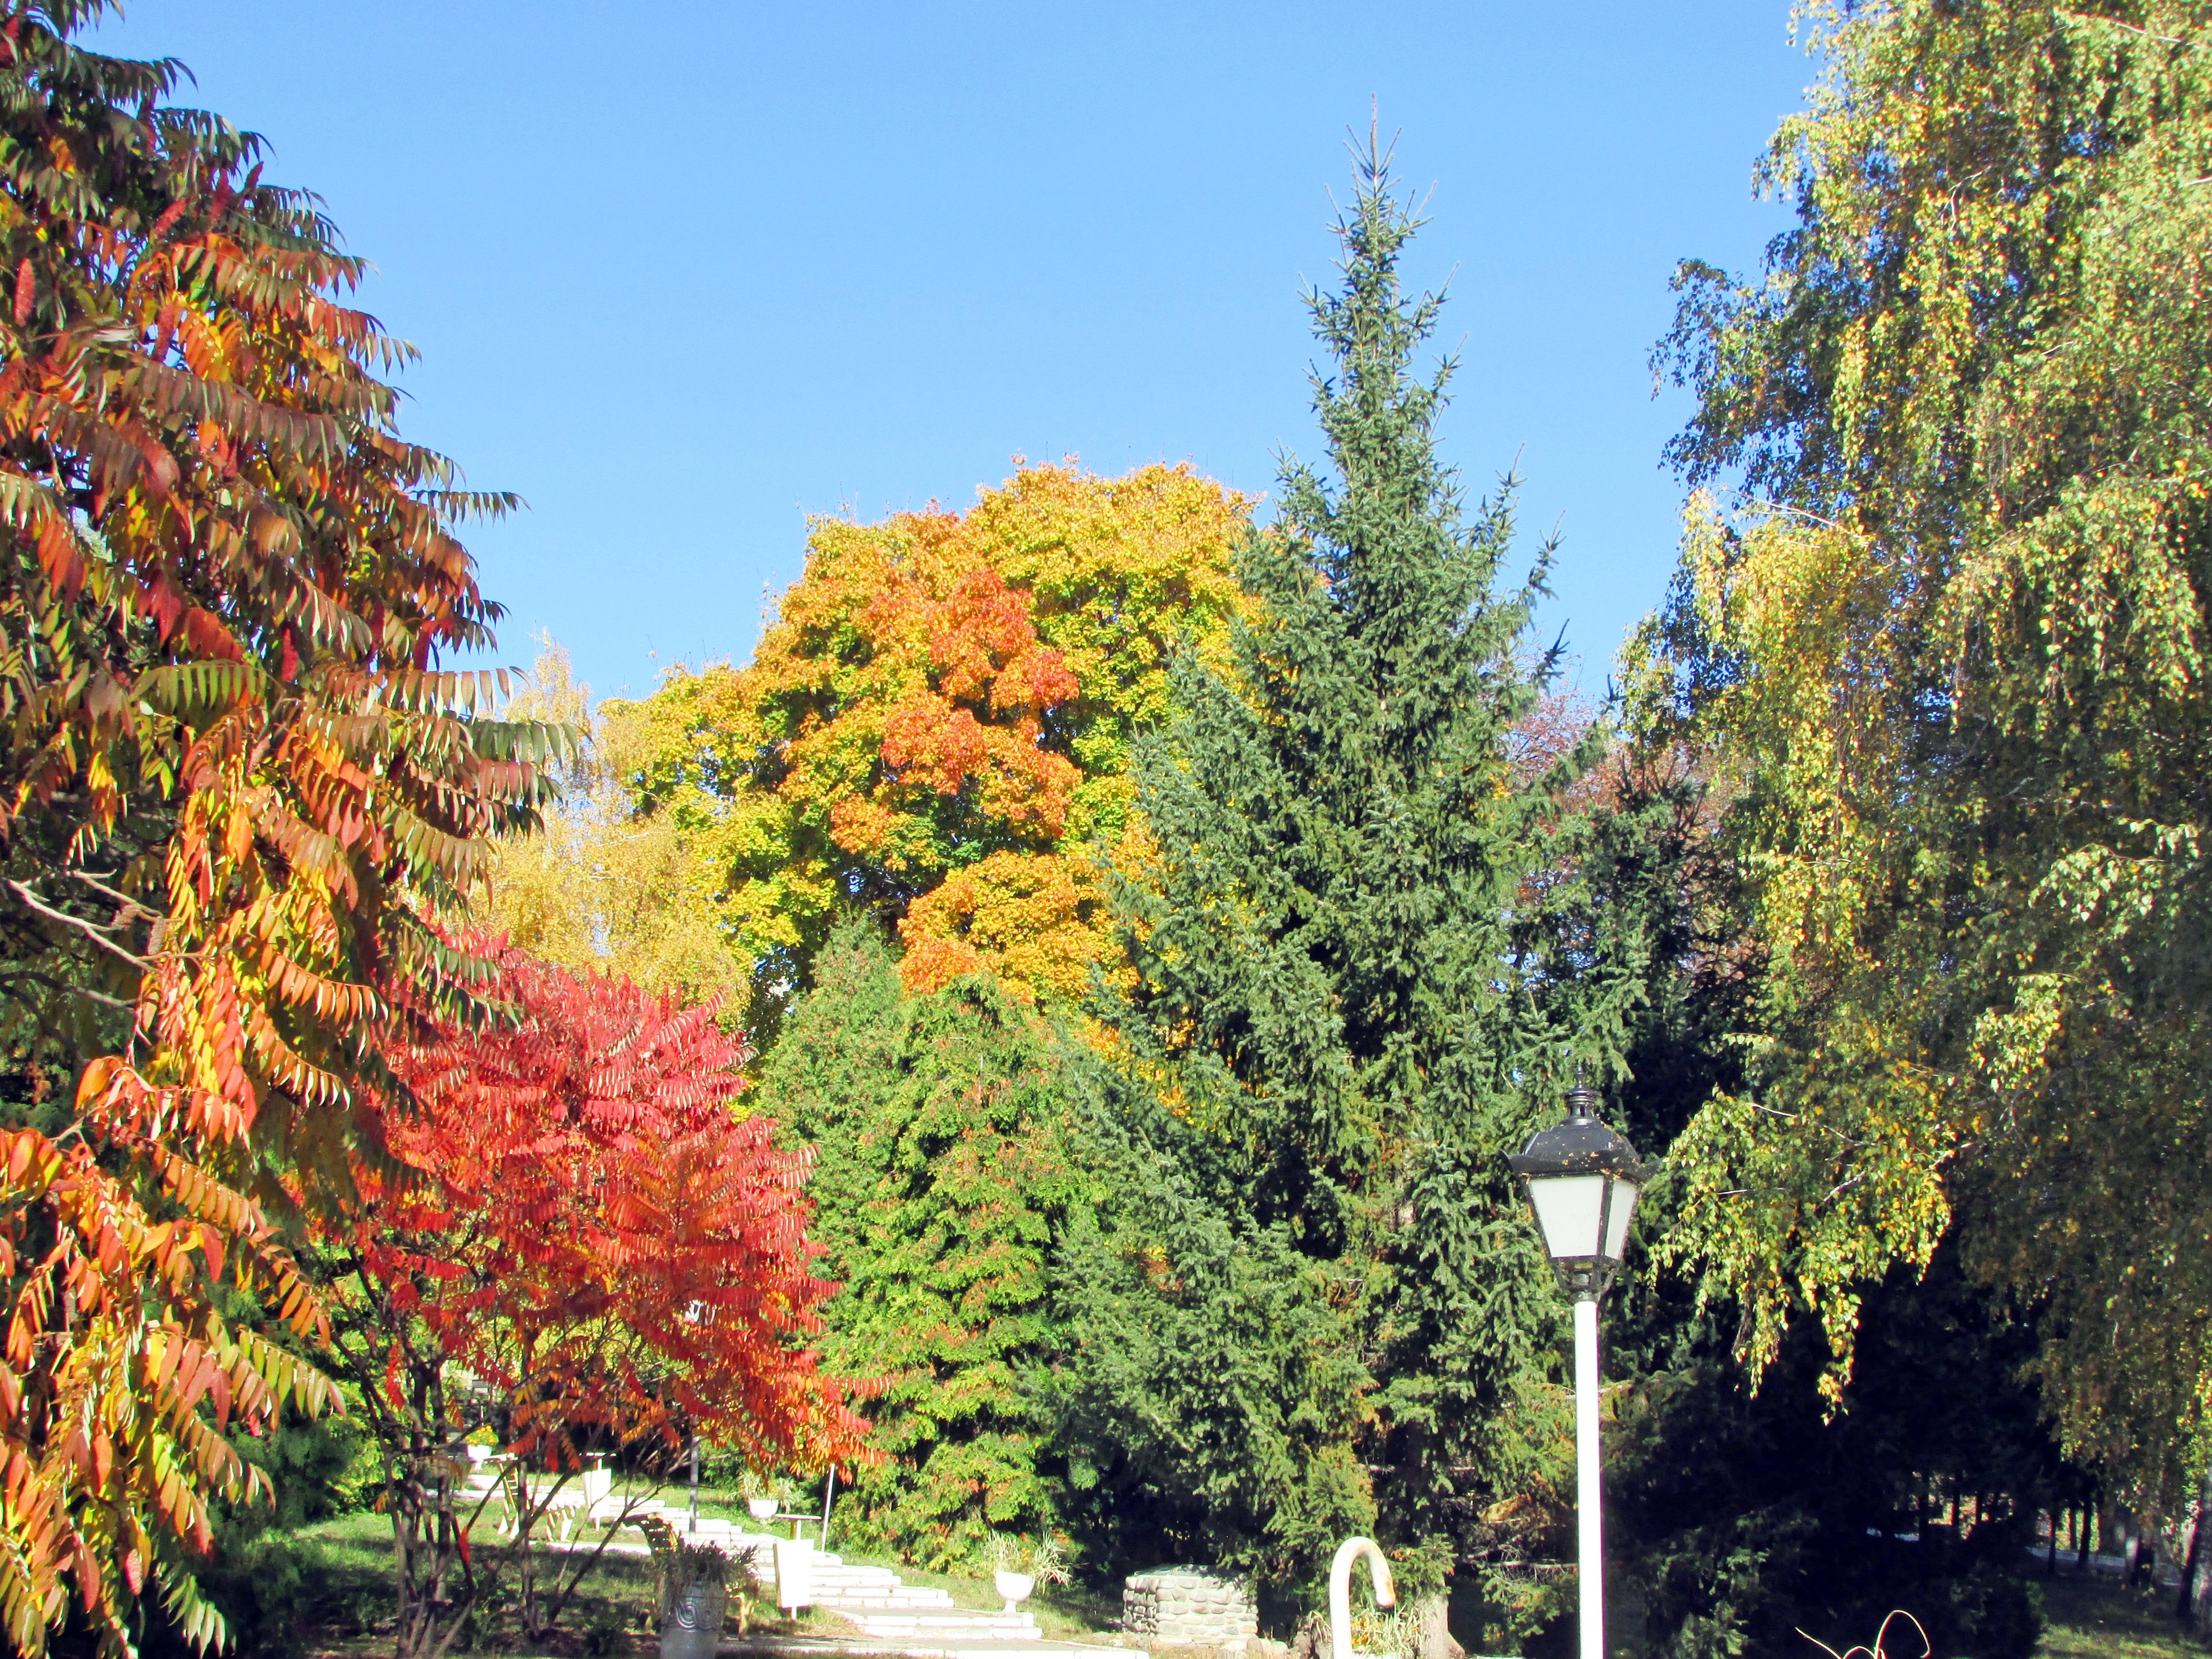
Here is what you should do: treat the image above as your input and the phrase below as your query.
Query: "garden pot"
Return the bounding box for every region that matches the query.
[659,1580,725,1659]
[747,1496,780,1523]
[995,1570,1035,1615]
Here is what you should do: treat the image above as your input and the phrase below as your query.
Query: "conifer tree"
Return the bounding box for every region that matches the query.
[1055,142,1647,1606]
[755,924,1088,1566]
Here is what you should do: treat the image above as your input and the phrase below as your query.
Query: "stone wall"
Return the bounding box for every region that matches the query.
[1122,1565,1259,1651]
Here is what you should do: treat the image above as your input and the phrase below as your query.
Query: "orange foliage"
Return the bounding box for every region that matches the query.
[320,942,867,1653]
[623,463,1250,1016]
[0,17,555,1652]
[367,947,862,1468]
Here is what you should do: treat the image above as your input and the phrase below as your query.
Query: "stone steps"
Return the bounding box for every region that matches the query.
[722,1643,1106,1659]
[577,1505,1067,1654]
[823,1601,960,1619]
[842,1617,1045,1644]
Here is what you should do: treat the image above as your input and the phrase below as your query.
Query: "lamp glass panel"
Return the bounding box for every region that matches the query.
[1526,1174,1607,1260]
[1600,1179,1640,1262]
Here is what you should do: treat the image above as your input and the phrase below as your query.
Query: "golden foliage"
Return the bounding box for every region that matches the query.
[477,642,751,1014]
[0,13,557,1648]
[617,462,1251,1022]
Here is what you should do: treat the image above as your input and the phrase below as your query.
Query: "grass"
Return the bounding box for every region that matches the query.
[2034,1575,2210,1659]
[245,1502,1126,1658]
[251,1511,854,1659]
[239,1514,2212,1659]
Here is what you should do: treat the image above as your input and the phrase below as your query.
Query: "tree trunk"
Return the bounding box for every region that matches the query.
[2184,1466,2212,1636]
[2177,1507,2202,1620]
[1409,1592,1463,1659]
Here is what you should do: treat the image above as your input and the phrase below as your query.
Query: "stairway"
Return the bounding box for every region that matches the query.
[603,1500,1086,1656]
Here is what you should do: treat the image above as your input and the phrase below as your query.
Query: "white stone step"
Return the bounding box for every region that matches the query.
[844,1615,1042,1638]
[719,1643,1099,1659]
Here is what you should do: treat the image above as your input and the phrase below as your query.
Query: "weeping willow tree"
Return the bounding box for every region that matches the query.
[1635,0,2212,1518]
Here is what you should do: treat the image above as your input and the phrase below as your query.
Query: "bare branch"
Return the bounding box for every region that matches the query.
[61,868,158,923]
[3,879,147,968]
[0,968,133,1011]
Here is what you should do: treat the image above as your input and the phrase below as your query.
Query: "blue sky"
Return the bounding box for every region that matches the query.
[91,2,1811,702]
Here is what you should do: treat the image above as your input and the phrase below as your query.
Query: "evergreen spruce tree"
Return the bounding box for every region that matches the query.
[1052,144,1648,1612]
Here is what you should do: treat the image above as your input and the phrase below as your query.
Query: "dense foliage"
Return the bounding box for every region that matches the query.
[11,0,2212,1653]
[1046,148,1656,1623]
[753,922,1085,1568]
[316,941,866,1658]
[1611,1247,2056,1659]
[0,5,557,1650]
[1635,0,2212,1514]
[479,643,752,1015]
[613,463,1250,1034]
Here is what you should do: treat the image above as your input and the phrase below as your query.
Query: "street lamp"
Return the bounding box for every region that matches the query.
[1508,1082,1653,1659]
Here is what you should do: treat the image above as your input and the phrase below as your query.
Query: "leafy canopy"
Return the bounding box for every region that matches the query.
[0,5,558,1650]
[1636,0,2212,1504]
[753,923,1085,1569]
[318,941,867,1658]
[477,641,753,1017]
[615,462,1250,1032]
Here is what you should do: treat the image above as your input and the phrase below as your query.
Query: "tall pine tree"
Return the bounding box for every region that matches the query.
[1052,142,1649,1614]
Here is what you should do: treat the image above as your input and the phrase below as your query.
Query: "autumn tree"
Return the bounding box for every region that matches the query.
[1635,0,2212,1530]
[0,7,558,1652]
[615,463,1250,1035]
[750,922,1086,1567]
[477,641,752,1015]
[314,941,866,1659]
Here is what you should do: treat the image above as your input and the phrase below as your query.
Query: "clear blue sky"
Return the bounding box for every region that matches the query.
[92,2,1810,702]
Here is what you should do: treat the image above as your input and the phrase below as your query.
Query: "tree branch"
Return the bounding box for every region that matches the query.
[3,879,147,968]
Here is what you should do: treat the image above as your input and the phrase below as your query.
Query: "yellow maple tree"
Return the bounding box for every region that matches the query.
[614,462,1252,1025]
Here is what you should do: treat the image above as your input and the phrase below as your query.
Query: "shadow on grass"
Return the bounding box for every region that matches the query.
[2035,1575,2211,1659]
[215,1514,857,1659]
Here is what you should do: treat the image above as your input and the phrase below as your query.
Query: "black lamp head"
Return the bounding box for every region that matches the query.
[1507,1085,1651,1182]
[1507,1082,1657,1301]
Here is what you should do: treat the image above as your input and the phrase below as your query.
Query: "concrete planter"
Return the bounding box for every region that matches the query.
[658,1582,725,1659]
[995,1570,1035,1614]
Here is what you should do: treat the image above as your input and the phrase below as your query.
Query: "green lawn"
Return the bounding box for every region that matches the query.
[260,1511,856,1659]
[257,1505,1122,1657]
[2034,1576,2209,1659]
[265,1508,2212,1659]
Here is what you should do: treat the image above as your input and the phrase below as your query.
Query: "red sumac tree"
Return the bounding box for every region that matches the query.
[314,942,867,1658]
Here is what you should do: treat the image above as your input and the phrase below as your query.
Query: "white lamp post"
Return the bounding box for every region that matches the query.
[1508,1083,1652,1659]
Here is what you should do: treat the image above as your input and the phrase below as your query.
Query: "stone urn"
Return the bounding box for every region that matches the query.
[659,1580,725,1659]
[995,1569,1035,1615]
[747,1495,781,1523]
